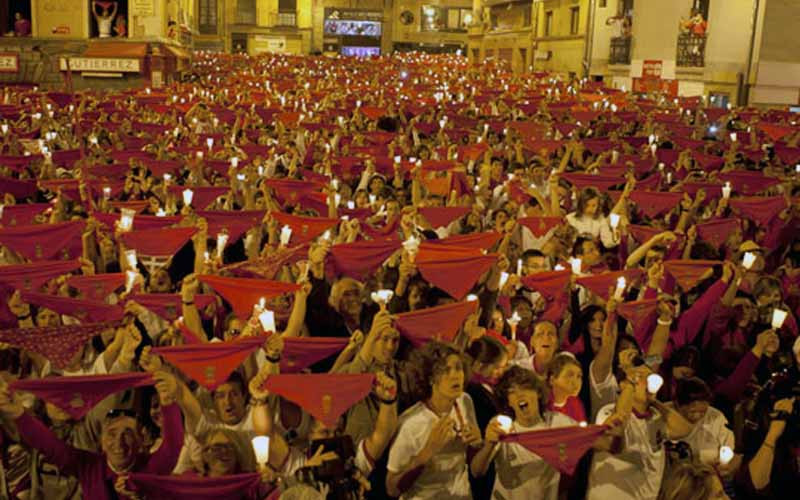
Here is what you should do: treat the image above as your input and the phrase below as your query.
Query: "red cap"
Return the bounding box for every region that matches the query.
[418,206,470,229]
[271,212,338,246]
[11,372,153,420]
[0,220,84,261]
[629,191,683,218]
[198,274,301,320]
[577,269,644,301]
[664,259,721,290]
[21,291,124,323]
[416,245,498,299]
[328,237,401,280]
[128,293,216,321]
[617,299,659,351]
[0,203,49,226]
[153,337,264,390]
[517,217,564,238]
[729,196,788,226]
[425,231,503,251]
[121,227,197,258]
[262,373,375,428]
[695,218,740,248]
[0,321,117,371]
[67,273,126,302]
[280,337,349,373]
[500,424,607,475]
[395,300,478,347]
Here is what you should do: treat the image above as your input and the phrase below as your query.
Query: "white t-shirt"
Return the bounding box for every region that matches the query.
[665,403,734,465]
[588,360,618,422]
[387,393,478,500]
[492,412,575,500]
[566,212,619,248]
[587,403,667,500]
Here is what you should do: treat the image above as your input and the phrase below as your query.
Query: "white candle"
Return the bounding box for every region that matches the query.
[516,258,523,276]
[722,182,731,199]
[554,263,566,271]
[611,150,619,163]
[497,415,513,432]
[648,134,656,145]
[394,155,402,164]
[569,257,582,274]
[499,271,510,289]
[321,229,331,241]
[719,445,734,465]
[258,309,276,333]
[124,249,137,269]
[156,208,166,217]
[466,294,479,302]
[280,225,292,246]
[742,251,756,270]
[119,208,135,232]
[346,200,355,210]
[206,137,214,150]
[730,132,737,142]
[102,186,111,200]
[182,189,194,206]
[647,373,664,394]
[614,276,626,300]
[231,157,239,168]
[371,289,394,306]
[125,270,137,293]
[609,213,620,229]
[216,233,229,258]
[771,308,788,329]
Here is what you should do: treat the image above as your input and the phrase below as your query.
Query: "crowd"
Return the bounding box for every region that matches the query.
[0,51,798,500]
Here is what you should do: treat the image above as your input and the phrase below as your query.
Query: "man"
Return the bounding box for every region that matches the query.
[0,371,183,500]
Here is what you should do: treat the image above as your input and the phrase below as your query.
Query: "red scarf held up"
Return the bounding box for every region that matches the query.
[328,237,401,280]
[67,273,126,301]
[664,259,721,290]
[127,473,264,500]
[127,293,217,321]
[629,191,683,219]
[576,269,644,301]
[11,372,154,420]
[121,226,197,257]
[261,373,375,428]
[729,196,788,226]
[153,337,264,390]
[418,206,470,229]
[0,203,49,226]
[0,220,84,261]
[280,337,349,372]
[0,259,81,292]
[20,291,124,323]
[424,231,503,251]
[416,244,498,299]
[0,321,119,370]
[517,217,564,238]
[499,424,607,475]
[198,274,301,320]
[617,299,659,351]
[271,212,338,246]
[395,300,478,347]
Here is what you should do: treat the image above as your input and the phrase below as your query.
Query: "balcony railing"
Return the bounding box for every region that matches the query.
[276,11,297,27]
[609,36,631,65]
[676,32,706,67]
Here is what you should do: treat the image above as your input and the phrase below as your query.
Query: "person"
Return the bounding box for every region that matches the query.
[658,462,730,500]
[114,16,127,38]
[547,352,587,423]
[386,341,481,499]
[13,13,31,37]
[92,1,118,38]
[0,371,184,500]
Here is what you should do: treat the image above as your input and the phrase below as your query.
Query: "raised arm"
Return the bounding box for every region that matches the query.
[363,373,398,463]
[591,299,619,386]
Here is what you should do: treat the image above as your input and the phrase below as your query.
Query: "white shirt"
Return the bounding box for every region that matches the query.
[588,403,667,500]
[492,412,575,500]
[588,360,618,422]
[665,403,734,465]
[566,212,619,248]
[387,393,478,500]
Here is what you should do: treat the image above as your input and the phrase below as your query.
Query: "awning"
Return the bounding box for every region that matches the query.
[165,45,192,61]
[84,42,148,58]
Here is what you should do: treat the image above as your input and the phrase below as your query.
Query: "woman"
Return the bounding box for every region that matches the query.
[465,336,508,430]
[565,187,621,249]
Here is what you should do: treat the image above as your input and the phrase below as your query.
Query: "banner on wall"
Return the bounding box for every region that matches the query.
[131,0,155,16]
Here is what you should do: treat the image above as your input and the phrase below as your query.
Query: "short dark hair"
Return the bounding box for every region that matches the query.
[213,371,247,398]
[521,249,546,261]
[466,336,506,366]
[495,366,549,414]
[675,377,713,407]
[572,236,595,257]
[547,353,582,383]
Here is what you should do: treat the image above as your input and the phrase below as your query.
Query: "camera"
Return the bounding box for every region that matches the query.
[287,435,362,500]
[740,367,800,453]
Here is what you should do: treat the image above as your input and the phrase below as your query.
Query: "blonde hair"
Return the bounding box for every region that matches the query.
[198,428,257,475]
[328,277,363,311]
[657,462,720,500]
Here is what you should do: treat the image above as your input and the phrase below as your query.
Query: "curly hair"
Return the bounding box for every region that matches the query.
[405,341,470,402]
[657,462,721,500]
[495,366,549,415]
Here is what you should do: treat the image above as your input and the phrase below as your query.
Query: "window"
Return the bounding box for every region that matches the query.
[89,0,128,38]
[3,0,32,37]
[279,0,296,12]
[621,0,634,16]
[692,0,710,20]
[236,0,256,25]
[420,5,471,32]
[544,11,553,36]
[599,0,607,7]
[523,5,531,27]
[198,0,218,35]
[277,0,297,27]
[570,6,580,35]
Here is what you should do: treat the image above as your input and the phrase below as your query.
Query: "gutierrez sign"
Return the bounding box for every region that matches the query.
[59,57,142,73]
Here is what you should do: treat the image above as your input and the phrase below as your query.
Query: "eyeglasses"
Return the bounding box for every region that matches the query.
[203,443,234,454]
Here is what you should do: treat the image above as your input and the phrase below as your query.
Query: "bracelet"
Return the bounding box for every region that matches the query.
[657,317,673,326]
[182,300,194,305]
[377,395,398,405]
[265,353,281,364]
[763,442,775,449]
[16,313,31,320]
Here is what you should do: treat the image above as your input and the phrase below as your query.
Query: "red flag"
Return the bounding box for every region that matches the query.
[395,301,478,347]
[262,373,375,428]
[416,245,498,299]
[198,274,301,320]
[729,196,788,226]
[11,373,153,420]
[418,206,470,228]
[0,220,84,261]
[0,321,119,370]
[517,217,564,238]
[500,425,607,475]
[91,212,183,232]
[20,291,124,323]
[328,237,401,280]
[153,337,264,390]
[664,260,721,290]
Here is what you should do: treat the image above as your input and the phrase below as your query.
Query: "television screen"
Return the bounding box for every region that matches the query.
[324,20,382,37]
[340,46,381,57]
